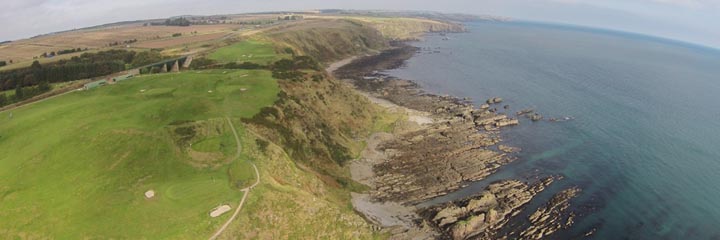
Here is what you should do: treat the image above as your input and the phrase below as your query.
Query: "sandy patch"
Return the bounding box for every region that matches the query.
[360,91,434,125]
[210,205,232,218]
[350,132,394,188]
[144,190,155,199]
[351,193,419,228]
[326,56,359,74]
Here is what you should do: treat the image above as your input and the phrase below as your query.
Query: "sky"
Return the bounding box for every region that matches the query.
[1,0,718,48]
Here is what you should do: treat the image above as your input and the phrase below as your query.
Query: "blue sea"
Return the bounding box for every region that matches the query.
[387,21,720,239]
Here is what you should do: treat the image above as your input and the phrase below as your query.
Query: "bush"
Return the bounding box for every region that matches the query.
[224,61,264,70]
[256,139,270,152]
[131,51,163,68]
[189,58,216,69]
[272,70,304,81]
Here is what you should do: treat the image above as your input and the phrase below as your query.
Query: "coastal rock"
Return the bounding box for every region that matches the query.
[486,97,503,104]
[474,115,508,126]
[498,145,521,153]
[495,118,519,128]
[516,108,534,116]
[337,46,552,239]
[519,187,582,240]
[372,119,513,204]
[420,178,555,240]
[530,114,543,121]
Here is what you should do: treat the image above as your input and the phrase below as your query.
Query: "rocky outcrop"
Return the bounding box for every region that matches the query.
[486,97,503,104]
[498,145,521,153]
[372,117,512,204]
[495,118,520,128]
[421,178,555,240]
[519,187,581,240]
[516,108,534,116]
[472,111,519,130]
[336,45,559,239]
[530,114,543,122]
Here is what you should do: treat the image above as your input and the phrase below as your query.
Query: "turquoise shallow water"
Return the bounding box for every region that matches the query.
[387,21,720,239]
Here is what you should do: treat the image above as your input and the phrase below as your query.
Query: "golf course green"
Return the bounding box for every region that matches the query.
[0,69,278,239]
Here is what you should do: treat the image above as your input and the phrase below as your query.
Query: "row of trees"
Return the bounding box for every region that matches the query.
[0,49,139,92]
[56,48,85,55]
[146,17,191,27]
[0,82,52,107]
[165,18,191,26]
[108,39,137,46]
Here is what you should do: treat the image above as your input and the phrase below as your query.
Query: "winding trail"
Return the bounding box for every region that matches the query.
[208,117,260,240]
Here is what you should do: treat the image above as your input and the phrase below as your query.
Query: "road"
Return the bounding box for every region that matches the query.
[208,117,260,240]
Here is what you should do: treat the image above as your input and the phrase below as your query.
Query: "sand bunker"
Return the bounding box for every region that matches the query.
[144,190,155,199]
[210,205,232,218]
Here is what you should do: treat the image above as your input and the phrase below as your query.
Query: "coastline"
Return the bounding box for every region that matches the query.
[330,41,586,239]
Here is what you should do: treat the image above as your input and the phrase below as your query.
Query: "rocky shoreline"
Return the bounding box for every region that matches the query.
[332,43,585,239]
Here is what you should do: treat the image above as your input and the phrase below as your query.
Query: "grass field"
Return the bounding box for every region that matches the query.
[208,40,289,64]
[0,70,278,239]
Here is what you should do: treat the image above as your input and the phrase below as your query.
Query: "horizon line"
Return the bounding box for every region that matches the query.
[2,9,718,52]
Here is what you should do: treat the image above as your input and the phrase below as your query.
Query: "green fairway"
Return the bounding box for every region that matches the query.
[0,70,278,239]
[208,40,289,64]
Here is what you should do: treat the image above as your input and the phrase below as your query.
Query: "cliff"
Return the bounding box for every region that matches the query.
[227,17,467,239]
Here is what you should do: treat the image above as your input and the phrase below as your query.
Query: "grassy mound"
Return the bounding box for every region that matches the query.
[0,70,278,239]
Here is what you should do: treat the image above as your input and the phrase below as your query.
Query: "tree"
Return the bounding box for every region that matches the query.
[130,51,163,68]
[14,85,24,100]
[165,17,191,26]
[0,93,7,106]
[256,139,269,152]
[30,60,41,70]
[188,58,216,69]
[38,81,51,92]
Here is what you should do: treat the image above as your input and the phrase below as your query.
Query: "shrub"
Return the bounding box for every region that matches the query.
[255,139,270,152]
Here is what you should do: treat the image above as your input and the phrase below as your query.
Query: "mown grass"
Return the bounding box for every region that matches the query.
[208,40,289,65]
[0,69,278,239]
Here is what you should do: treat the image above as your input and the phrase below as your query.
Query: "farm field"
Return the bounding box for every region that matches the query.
[0,70,278,239]
[0,24,241,65]
[134,32,230,49]
[208,40,290,64]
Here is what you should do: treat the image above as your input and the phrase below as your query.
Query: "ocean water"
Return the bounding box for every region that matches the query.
[386,21,720,239]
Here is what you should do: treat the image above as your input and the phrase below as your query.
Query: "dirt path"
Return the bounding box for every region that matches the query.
[208,117,260,240]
